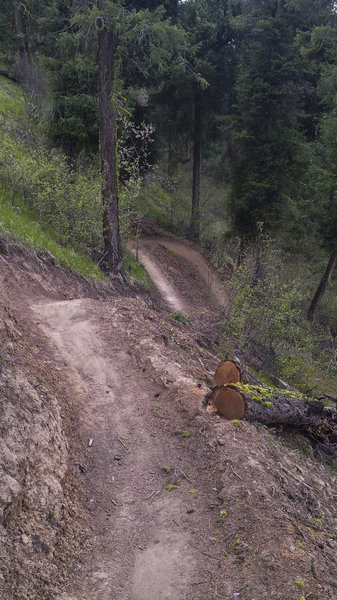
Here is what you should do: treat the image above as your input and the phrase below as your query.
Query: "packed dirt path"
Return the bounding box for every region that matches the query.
[129,245,187,312]
[31,297,221,600]
[127,236,228,313]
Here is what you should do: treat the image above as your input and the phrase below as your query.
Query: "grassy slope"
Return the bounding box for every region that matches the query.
[0,75,105,280]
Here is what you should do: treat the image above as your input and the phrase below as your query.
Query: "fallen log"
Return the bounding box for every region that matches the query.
[208,383,337,464]
[221,383,331,427]
[208,355,337,464]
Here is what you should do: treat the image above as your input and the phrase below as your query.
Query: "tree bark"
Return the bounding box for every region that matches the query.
[14,0,26,57]
[210,385,326,427]
[190,94,201,241]
[307,243,337,324]
[14,0,30,79]
[168,135,179,179]
[97,0,124,274]
[242,387,327,427]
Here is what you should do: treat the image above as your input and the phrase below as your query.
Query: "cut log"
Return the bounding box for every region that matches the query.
[210,385,247,420]
[212,360,241,387]
[208,383,336,428]
[207,382,337,465]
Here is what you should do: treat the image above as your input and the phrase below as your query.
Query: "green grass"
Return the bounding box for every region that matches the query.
[0,75,25,118]
[123,247,156,291]
[0,188,105,280]
[0,75,105,281]
[138,195,172,230]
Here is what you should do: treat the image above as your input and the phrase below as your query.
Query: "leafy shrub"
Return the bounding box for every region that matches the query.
[0,115,103,249]
[170,310,190,325]
[222,243,314,381]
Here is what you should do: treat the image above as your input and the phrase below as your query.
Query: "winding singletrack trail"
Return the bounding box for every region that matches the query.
[127,236,228,313]
[4,233,335,600]
[26,238,230,599]
[28,237,229,598]
[30,250,226,600]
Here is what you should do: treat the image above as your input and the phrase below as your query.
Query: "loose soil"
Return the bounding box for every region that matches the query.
[1,234,337,600]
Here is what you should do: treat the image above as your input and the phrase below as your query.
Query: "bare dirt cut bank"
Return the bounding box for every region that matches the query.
[0,234,336,600]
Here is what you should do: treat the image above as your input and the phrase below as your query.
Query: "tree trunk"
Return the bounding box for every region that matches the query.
[210,384,326,427]
[307,243,337,324]
[168,135,179,179]
[14,0,26,57]
[243,388,327,427]
[14,0,30,80]
[190,94,201,241]
[97,0,124,274]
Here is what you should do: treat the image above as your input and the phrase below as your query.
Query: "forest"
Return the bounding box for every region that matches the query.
[1,0,337,394]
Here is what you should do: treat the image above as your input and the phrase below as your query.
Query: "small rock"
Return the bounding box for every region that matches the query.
[187,509,195,514]
[21,534,30,545]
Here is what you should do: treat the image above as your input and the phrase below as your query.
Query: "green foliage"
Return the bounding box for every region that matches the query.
[43,49,99,154]
[139,182,174,230]
[0,75,105,281]
[222,243,314,381]
[123,248,155,290]
[0,115,103,249]
[228,1,308,238]
[0,76,25,118]
[170,310,190,325]
[0,1,15,57]
[0,185,104,280]
[221,239,337,392]
[140,166,229,243]
[166,484,178,491]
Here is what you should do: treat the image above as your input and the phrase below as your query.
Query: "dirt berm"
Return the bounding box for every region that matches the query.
[0,236,336,600]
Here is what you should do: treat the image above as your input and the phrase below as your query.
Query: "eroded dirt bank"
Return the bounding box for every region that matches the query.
[1,236,337,600]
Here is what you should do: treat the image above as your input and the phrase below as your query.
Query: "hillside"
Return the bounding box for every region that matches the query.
[0,234,337,600]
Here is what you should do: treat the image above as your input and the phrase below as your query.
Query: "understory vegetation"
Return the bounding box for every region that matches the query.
[0,1,337,393]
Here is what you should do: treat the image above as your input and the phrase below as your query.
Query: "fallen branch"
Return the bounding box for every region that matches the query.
[281,513,309,544]
[229,464,244,482]
[117,435,128,449]
[278,463,313,490]
[176,466,192,483]
[200,550,220,561]
[266,373,296,391]
[145,491,156,501]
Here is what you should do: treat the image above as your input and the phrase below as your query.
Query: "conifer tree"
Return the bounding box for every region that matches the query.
[228,0,308,240]
[93,0,185,272]
[176,0,238,241]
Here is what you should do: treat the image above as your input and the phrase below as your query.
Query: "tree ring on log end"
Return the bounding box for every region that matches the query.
[210,384,247,420]
[212,359,242,387]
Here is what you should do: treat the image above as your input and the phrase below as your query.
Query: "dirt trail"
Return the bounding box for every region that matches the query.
[3,236,336,600]
[31,298,213,600]
[129,245,187,312]
[127,236,228,312]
